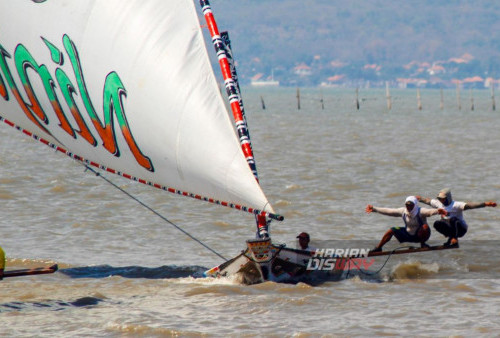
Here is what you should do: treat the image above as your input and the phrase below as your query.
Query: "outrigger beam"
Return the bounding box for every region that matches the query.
[2,264,58,279]
[367,245,459,257]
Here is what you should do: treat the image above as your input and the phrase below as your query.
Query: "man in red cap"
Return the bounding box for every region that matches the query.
[296,232,315,251]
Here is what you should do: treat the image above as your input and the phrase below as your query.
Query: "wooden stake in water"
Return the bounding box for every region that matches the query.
[417,88,422,110]
[440,88,444,110]
[320,89,324,110]
[355,87,360,110]
[456,82,462,110]
[470,88,474,111]
[491,85,496,111]
[296,87,301,110]
[260,95,266,110]
[385,82,392,110]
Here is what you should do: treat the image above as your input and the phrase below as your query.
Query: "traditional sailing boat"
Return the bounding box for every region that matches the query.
[0,0,332,284]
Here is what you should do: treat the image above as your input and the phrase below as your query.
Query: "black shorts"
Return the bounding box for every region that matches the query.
[433,218,467,238]
[391,227,421,243]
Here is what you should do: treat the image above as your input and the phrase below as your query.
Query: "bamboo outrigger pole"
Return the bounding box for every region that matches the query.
[367,244,458,257]
[385,82,392,110]
[0,245,58,280]
[491,85,496,111]
[456,82,462,110]
[417,88,422,110]
[440,88,444,110]
[296,87,301,110]
[3,265,58,279]
[355,87,360,110]
[470,88,474,111]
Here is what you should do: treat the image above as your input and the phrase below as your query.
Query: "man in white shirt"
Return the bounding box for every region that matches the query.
[417,188,497,247]
[366,196,447,252]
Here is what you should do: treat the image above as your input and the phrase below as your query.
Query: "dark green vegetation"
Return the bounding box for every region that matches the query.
[212,0,500,87]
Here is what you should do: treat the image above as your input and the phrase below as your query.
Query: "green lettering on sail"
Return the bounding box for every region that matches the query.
[0,44,50,133]
[0,53,7,100]
[55,67,97,146]
[0,35,154,172]
[14,44,75,137]
[63,35,154,172]
[42,37,97,146]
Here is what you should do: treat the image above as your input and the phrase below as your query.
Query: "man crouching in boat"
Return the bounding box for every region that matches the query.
[417,188,497,247]
[366,196,447,252]
[296,232,316,251]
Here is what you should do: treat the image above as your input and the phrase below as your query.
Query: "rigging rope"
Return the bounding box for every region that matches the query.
[82,164,228,261]
[345,245,416,279]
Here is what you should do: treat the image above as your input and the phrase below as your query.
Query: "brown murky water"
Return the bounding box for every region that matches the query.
[1,88,499,336]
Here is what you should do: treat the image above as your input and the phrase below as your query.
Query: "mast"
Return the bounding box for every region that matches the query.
[220,31,255,171]
[199,0,282,233]
[200,0,259,182]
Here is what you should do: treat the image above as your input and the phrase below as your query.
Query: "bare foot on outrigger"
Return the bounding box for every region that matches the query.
[444,237,459,247]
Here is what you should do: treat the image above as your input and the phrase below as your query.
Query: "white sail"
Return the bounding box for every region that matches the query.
[0,0,275,216]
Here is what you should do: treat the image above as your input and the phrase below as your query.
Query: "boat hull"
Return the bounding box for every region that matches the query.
[204,238,343,285]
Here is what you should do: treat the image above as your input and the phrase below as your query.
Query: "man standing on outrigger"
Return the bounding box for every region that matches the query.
[417,188,497,247]
[366,196,447,252]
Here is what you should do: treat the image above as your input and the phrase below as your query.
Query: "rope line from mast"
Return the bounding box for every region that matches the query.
[344,245,415,279]
[83,164,228,262]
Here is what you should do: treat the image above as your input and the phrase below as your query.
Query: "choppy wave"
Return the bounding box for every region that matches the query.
[389,261,440,280]
[60,264,208,279]
[2,88,500,335]
[0,296,104,314]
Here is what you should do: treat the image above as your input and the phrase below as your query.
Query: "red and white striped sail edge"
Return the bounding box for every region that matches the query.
[0,115,282,221]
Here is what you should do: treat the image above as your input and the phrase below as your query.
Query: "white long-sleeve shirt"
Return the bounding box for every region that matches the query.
[429,199,468,229]
[373,206,440,235]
